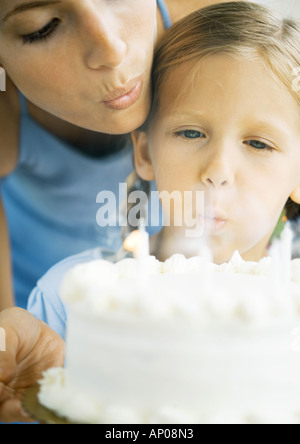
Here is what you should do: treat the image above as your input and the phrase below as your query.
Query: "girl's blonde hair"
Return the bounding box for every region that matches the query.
[151,1,300,220]
[151,1,300,113]
[125,1,300,239]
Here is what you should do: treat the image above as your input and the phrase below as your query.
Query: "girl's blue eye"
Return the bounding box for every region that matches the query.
[176,130,205,139]
[22,18,60,44]
[245,140,274,151]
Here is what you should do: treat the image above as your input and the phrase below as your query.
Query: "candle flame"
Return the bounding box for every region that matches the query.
[123,230,141,253]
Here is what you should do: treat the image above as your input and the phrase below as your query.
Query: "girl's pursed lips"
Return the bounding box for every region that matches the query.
[200,215,228,235]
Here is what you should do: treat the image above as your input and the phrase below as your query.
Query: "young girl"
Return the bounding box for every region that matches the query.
[27,1,300,339]
[132,1,300,265]
[0,0,224,310]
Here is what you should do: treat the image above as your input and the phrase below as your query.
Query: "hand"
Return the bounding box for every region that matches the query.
[0,308,65,423]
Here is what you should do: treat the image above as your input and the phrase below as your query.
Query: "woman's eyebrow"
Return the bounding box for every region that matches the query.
[1,1,60,23]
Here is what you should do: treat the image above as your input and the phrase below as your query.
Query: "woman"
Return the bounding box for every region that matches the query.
[0,0,236,310]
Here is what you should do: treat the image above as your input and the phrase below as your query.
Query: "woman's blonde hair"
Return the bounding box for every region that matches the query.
[124,1,300,239]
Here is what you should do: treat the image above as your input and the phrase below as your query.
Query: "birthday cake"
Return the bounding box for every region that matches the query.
[38,249,300,424]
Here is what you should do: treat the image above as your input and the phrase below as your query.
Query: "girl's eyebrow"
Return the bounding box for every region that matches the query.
[1,1,60,23]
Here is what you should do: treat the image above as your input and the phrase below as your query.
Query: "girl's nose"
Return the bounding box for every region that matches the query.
[200,144,235,189]
[83,11,127,70]
[204,175,229,188]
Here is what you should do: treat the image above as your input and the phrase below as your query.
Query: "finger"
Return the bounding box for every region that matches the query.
[0,382,14,402]
[0,352,17,384]
[0,398,35,423]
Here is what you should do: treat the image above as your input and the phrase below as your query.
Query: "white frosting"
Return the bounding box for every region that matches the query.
[291,259,300,284]
[38,251,300,424]
[59,252,300,323]
[218,251,272,276]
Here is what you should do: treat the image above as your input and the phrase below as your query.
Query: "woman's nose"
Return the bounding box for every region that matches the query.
[200,144,235,189]
[83,11,127,70]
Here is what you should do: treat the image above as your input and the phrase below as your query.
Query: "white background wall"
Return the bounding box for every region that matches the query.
[252,0,300,19]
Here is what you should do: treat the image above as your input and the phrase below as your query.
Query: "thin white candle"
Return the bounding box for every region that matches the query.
[281,222,293,285]
[198,232,213,295]
[134,221,150,290]
[270,222,293,289]
[269,239,282,300]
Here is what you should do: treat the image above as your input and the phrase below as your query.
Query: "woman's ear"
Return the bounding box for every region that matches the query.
[131,131,155,181]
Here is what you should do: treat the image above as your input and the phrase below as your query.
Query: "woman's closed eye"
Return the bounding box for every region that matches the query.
[21,18,60,45]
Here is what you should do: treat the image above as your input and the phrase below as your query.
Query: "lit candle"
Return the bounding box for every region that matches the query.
[123,220,150,290]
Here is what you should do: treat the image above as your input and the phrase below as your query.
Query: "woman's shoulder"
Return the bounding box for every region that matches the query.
[0,76,20,177]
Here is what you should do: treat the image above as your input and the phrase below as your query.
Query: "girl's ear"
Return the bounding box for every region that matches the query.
[131,131,155,181]
[290,183,300,205]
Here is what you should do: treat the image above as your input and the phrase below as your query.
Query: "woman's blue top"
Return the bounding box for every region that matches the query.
[1,94,134,308]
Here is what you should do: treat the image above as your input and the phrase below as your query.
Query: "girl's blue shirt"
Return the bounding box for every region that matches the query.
[28,247,106,339]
